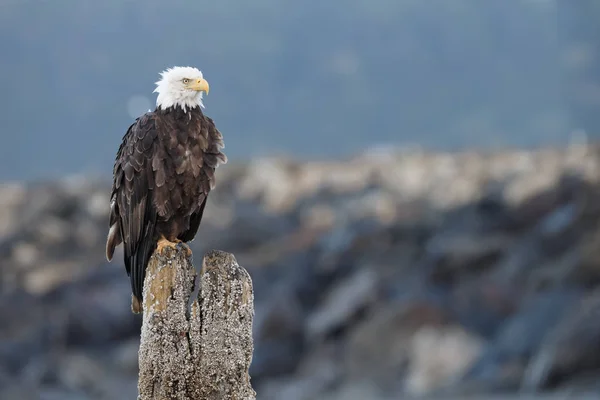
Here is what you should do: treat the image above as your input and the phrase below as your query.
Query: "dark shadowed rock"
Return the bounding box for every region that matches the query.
[306,267,379,341]
[459,289,582,393]
[251,285,305,380]
[449,278,521,338]
[521,290,600,391]
[344,298,452,391]
[44,266,141,347]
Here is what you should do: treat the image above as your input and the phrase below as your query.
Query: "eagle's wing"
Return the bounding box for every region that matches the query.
[106,113,159,302]
[178,116,227,242]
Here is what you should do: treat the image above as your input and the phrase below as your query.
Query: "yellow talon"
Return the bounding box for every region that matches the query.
[156,237,191,257]
[156,237,179,254]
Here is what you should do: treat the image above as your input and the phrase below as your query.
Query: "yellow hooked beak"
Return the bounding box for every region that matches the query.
[188,78,209,94]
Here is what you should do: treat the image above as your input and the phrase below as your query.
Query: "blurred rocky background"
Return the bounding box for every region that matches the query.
[3,0,600,399]
[2,143,600,399]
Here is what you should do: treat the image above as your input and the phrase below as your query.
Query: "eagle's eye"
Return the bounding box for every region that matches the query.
[182,78,190,84]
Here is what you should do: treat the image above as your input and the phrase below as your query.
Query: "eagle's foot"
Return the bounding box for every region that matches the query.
[156,237,192,257]
[176,241,193,257]
[156,237,179,254]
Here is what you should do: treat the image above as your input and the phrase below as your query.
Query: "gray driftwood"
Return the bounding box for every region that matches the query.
[137,244,256,400]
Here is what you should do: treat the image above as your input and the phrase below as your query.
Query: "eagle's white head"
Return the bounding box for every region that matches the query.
[154,66,210,112]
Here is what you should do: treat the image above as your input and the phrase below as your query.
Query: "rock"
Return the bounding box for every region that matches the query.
[23,261,83,295]
[57,352,107,392]
[260,376,391,400]
[11,241,39,267]
[404,325,484,396]
[538,202,577,237]
[554,373,600,396]
[0,291,54,373]
[460,289,582,392]
[236,157,299,213]
[258,377,326,400]
[306,267,379,341]
[251,285,305,380]
[344,299,451,390]
[300,203,337,231]
[0,182,26,241]
[521,289,600,391]
[426,233,511,281]
[85,190,110,220]
[294,342,343,389]
[575,231,600,285]
[37,216,71,244]
[55,268,141,346]
[110,338,141,375]
[0,385,39,400]
[319,381,392,400]
[258,342,345,400]
[449,278,521,338]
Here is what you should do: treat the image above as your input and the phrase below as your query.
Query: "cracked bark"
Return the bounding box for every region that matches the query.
[137,245,256,400]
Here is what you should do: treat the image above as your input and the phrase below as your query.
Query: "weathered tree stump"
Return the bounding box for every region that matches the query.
[137,244,256,400]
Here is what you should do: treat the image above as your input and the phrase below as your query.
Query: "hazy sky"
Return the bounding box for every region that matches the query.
[0,0,584,181]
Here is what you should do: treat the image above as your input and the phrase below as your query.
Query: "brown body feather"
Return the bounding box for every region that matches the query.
[106,105,226,308]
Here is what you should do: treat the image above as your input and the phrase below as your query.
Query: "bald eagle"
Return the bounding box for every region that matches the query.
[105,66,227,313]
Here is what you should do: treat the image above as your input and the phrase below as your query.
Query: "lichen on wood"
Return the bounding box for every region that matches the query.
[137,244,256,400]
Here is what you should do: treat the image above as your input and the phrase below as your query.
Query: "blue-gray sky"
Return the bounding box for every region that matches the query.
[0,0,595,181]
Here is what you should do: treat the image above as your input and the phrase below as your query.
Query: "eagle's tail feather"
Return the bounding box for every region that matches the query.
[106,222,122,261]
[106,198,123,261]
[129,215,157,314]
[131,294,142,314]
